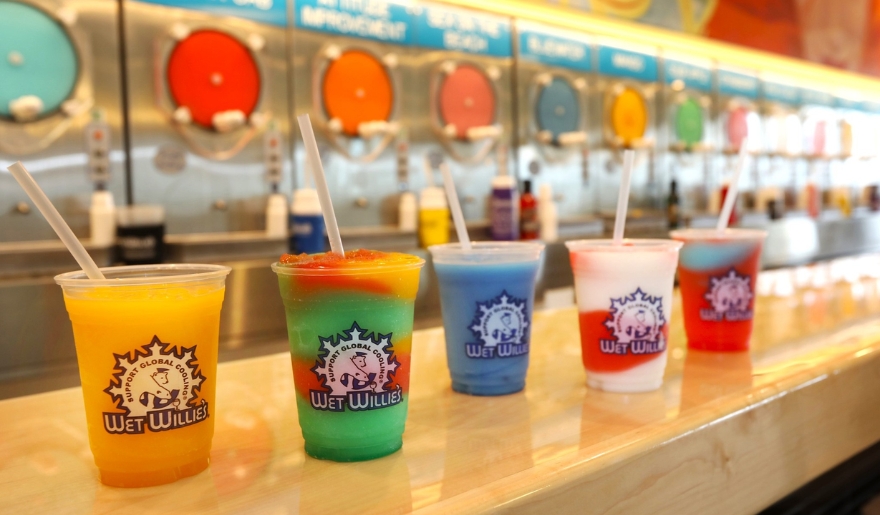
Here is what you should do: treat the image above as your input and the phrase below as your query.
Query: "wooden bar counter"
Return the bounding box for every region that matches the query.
[4,259,880,514]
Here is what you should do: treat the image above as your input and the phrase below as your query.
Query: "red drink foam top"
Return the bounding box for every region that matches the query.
[278,249,421,269]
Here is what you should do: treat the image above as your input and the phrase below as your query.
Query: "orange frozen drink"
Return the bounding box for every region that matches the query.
[55,264,230,487]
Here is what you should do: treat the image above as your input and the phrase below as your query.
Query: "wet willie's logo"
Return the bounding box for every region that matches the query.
[103,336,207,435]
[466,291,530,359]
[601,288,666,356]
[702,269,753,321]
[310,322,402,412]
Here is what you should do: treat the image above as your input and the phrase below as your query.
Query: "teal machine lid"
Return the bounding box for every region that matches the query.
[535,76,580,145]
[0,1,78,119]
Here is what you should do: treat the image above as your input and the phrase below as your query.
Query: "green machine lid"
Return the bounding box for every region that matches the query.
[674,97,704,148]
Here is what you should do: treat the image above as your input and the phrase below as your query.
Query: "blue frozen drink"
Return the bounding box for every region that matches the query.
[430,242,545,395]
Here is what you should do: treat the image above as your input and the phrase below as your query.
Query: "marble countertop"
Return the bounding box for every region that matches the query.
[4,260,880,514]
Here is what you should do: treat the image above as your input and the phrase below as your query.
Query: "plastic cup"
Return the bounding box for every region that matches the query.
[566,239,682,392]
[429,242,545,396]
[54,264,231,487]
[272,251,425,462]
[670,228,767,351]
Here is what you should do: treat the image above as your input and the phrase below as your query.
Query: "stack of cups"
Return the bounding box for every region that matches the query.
[670,228,767,351]
[430,242,545,395]
[565,239,682,392]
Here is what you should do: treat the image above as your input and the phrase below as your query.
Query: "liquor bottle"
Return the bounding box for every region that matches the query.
[520,180,539,240]
[667,179,681,229]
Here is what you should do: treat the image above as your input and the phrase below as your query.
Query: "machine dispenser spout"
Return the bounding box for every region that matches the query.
[212,110,247,133]
[465,124,502,141]
[9,95,43,122]
[357,120,399,138]
[557,131,588,146]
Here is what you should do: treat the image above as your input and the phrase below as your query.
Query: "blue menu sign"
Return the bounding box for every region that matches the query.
[598,43,657,82]
[518,26,592,72]
[136,0,288,26]
[835,96,862,111]
[763,81,800,105]
[295,0,412,44]
[718,69,758,99]
[664,59,712,92]
[861,100,880,113]
[801,89,834,107]
[414,4,511,57]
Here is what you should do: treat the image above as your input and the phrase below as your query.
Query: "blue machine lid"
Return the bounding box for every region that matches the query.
[0,1,78,119]
[535,76,580,144]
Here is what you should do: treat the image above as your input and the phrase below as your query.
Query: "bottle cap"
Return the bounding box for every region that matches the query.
[117,205,164,227]
[420,186,448,210]
[523,179,532,194]
[492,175,517,188]
[292,188,322,215]
[539,183,553,200]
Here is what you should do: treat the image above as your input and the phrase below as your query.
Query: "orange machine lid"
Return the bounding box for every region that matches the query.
[438,64,496,140]
[322,49,393,137]
[166,29,261,130]
[610,86,648,146]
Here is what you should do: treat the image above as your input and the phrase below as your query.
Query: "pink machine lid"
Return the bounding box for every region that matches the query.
[438,64,495,140]
[726,106,749,151]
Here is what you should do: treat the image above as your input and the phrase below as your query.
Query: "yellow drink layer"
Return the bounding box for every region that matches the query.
[57,265,229,488]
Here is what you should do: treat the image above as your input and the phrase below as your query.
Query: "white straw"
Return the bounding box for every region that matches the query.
[297,114,344,256]
[438,162,471,251]
[7,162,105,280]
[612,150,635,244]
[716,139,749,232]
[303,152,315,189]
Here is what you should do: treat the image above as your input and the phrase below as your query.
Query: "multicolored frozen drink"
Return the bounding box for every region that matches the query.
[670,228,766,351]
[566,239,682,392]
[429,242,544,396]
[272,250,424,461]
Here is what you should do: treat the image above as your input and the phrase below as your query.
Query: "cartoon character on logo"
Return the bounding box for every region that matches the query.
[491,312,519,344]
[702,269,753,321]
[606,288,664,344]
[310,322,403,411]
[470,292,529,347]
[600,288,666,355]
[139,368,181,410]
[340,352,378,392]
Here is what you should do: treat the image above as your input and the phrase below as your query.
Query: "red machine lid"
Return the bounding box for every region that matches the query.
[322,49,393,137]
[438,64,495,140]
[166,30,261,130]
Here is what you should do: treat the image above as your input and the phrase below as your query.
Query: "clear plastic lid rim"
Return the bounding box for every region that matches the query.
[271,258,426,276]
[669,228,768,241]
[55,264,231,287]
[565,238,683,252]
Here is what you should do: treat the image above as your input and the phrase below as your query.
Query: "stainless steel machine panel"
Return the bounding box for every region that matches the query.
[514,20,597,220]
[753,76,805,216]
[0,0,125,243]
[659,51,716,215]
[408,3,515,224]
[592,38,660,215]
[122,0,292,235]
[713,65,761,211]
[291,0,412,228]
